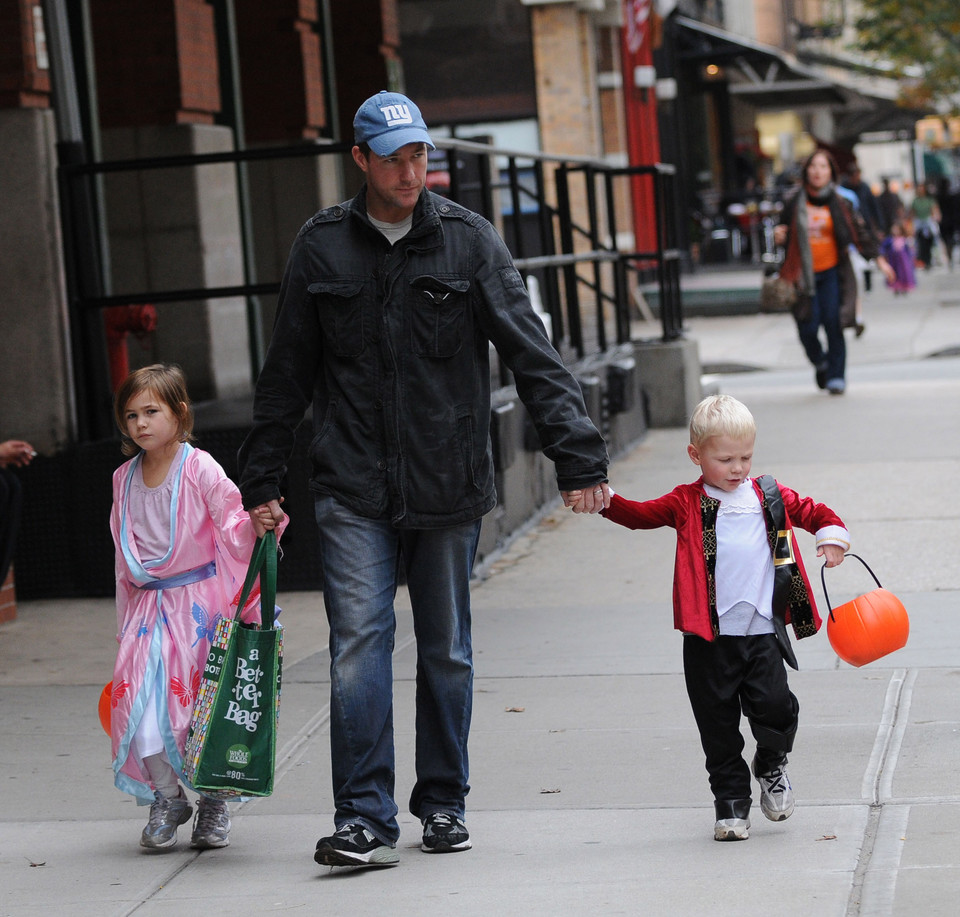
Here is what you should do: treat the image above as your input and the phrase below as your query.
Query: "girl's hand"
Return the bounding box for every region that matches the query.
[250,499,284,537]
[876,255,895,284]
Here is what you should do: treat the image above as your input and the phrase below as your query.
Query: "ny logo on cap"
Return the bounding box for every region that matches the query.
[380,103,414,127]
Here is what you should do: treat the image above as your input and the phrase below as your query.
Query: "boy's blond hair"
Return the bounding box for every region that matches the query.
[689,394,756,447]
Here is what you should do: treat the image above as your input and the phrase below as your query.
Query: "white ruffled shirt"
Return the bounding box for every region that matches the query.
[703,480,776,635]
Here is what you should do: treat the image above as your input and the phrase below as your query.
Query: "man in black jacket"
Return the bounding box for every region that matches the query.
[239,91,609,869]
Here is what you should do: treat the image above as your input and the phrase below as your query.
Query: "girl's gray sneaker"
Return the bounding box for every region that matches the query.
[191,796,232,849]
[140,788,193,849]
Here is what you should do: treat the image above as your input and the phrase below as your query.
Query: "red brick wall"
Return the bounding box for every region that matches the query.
[328,0,399,143]
[90,0,220,128]
[0,0,50,109]
[234,0,326,142]
[529,4,601,159]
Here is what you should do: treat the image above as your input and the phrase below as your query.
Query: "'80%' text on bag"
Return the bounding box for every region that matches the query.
[182,531,281,798]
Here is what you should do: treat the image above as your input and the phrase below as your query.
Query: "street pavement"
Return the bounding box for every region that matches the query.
[2,266,959,916]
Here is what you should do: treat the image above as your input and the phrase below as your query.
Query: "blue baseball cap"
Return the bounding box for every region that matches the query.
[353,91,435,156]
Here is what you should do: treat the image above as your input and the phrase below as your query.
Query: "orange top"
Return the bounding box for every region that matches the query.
[806,202,838,272]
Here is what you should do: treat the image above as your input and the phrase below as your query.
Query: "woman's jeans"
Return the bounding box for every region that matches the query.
[315,494,481,844]
[796,266,844,382]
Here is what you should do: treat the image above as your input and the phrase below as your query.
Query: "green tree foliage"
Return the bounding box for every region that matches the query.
[855,0,960,109]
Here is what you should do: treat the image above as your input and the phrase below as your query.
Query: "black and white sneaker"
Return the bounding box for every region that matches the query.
[714,817,750,841]
[421,812,471,853]
[753,758,795,822]
[314,824,399,867]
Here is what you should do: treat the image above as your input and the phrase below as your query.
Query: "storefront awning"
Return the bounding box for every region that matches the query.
[672,16,886,110]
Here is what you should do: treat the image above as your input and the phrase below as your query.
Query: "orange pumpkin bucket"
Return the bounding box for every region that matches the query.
[98,681,113,736]
[821,554,909,667]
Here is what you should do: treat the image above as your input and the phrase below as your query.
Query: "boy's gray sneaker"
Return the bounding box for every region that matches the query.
[314,824,399,867]
[754,757,795,821]
[140,788,193,849]
[421,812,471,852]
[714,817,750,841]
[191,796,231,849]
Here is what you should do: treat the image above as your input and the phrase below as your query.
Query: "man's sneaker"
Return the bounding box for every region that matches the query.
[314,824,399,867]
[714,817,750,841]
[140,788,193,849]
[754,758,795,822]
[191,796,231,849]
[421,812,471,853]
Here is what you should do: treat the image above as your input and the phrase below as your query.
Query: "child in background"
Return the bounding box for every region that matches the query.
[584,395,849,841]
[109,364,285,851]
[880,220,917,295]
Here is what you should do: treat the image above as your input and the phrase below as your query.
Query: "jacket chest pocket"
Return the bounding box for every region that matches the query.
[408,275,470,358]
[309,279,366,357]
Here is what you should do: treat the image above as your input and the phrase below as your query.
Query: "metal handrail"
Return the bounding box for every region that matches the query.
[58,136,684,434]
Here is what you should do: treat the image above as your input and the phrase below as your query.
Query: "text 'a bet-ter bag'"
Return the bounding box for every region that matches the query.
[182,531,282,798]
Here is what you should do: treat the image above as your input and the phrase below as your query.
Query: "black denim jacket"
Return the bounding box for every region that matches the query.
[238,187,608,528]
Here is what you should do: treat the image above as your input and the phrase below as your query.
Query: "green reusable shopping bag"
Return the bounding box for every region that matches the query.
[182,531,282,798]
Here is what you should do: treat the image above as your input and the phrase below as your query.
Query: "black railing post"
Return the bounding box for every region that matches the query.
[583,164,607,352]
[604,171,630,345]
[554,164,584,358]
[533,160,563,347]
[506,156,525,260]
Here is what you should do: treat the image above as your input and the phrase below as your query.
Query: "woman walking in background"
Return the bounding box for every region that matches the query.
[774,150,893,395]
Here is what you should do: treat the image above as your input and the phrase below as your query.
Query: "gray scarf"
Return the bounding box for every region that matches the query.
[794,188,815,294]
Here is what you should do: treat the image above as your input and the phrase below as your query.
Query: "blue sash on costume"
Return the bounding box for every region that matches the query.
[138,561,216,591]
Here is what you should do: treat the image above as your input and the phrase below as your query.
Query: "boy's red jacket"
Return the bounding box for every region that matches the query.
[601,477,846,642]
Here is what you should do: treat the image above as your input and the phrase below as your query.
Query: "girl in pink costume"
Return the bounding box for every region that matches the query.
[880,220,917,295]
[109,364,285,851]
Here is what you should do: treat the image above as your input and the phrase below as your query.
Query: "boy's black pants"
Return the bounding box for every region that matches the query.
[683,633,799,806]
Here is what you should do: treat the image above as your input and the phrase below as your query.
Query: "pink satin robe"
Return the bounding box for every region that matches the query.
[109,444,278,802]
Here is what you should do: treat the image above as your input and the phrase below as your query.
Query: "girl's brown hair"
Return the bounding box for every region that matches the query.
[114,363,194,456]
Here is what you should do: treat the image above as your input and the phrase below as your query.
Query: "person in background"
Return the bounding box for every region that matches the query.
[0,439,35,586]
[936,177,960,270]
[877,178,905,236]
[841,163,883,293]
[774,150,893,395]
[835,181,868,337]
[910,183,941,270]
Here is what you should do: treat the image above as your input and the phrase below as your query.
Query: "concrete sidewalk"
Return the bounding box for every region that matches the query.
[2,268,959,916]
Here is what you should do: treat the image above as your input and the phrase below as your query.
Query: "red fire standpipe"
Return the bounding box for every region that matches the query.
[104,305,158,391]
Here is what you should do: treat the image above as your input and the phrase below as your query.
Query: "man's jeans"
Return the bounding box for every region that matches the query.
[315,495,481,844]
[796,266,844,382]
